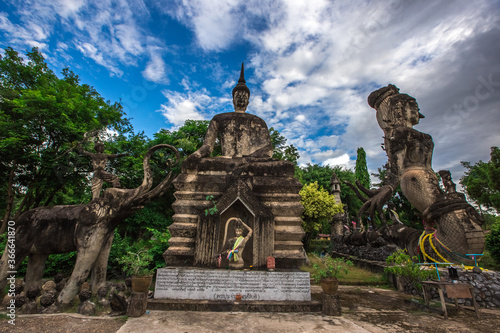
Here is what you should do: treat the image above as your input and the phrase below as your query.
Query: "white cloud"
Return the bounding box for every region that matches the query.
[159,87,232,128]
[166,0,243,50]
[0,0,162,79]
[142,53,168,84]
[322,153,354,169]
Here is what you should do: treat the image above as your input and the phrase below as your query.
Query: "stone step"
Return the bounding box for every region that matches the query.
[255,193,301,202]
[273,249,307,259]
[147,299,321,313]
[274,241,304,251]
[274,225,305,241]
[263,202,304,216]
[172,214,199,223]
[164,246,195,257]
[172,200,210,214]
[174,191,223,201]
[168,237,195,247]
[168,223,197,238]
[274,216,303,226]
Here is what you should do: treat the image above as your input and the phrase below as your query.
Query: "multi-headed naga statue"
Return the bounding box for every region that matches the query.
[0,144,179,305]
[347,85,484,265]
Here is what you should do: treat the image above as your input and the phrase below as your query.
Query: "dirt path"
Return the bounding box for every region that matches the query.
[340,285,500,332]
[1,286,499,332]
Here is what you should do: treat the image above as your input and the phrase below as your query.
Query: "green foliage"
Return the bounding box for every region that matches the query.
[300,182,343,233]
[109,227,170,278]
[384,250,437,292]
[311,254,353,283]
[461,147,500,212]
[269,127,300,164]
[331,166,364,220]
[0,47,130,224]
[296,164,364,222]
[485,218,500,266]
[296,164,334,191]
[43,252,77,277]
[355,147,370,189]
[204,195,218,216]
[116,249,154,276]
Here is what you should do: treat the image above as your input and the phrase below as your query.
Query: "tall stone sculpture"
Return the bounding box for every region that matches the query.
[164,64,306,269]
[0,144,179,305]
[347,84,484,264]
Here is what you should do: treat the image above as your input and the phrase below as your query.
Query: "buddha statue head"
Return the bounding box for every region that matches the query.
[232,63,250,113]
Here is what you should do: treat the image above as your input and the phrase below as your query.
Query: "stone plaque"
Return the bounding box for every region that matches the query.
[154,268,311,301]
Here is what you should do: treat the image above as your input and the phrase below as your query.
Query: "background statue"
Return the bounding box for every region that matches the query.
[0,144,179,306]
[220,217,253,269]
[78,140,128,199]
[346,84,484,264]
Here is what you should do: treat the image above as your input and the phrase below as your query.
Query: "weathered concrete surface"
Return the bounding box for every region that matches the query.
[3,286,500,332]
[116,311,370,333]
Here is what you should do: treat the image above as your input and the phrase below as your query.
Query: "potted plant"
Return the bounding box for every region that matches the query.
[117,249,155,293]
[311,255,353,294]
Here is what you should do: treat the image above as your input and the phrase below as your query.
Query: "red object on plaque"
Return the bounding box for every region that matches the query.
[267,256,275,269]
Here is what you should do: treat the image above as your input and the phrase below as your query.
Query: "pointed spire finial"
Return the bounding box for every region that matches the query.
[232,62,250,98]
[238,63,245,83]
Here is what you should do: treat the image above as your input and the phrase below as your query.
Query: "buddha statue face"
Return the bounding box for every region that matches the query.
[233,90,249,113]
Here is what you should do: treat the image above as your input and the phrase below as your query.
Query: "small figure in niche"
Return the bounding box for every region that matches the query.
[220,217,253,269]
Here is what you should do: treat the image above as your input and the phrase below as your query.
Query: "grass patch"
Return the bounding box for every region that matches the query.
[301,253,387,286]
[0,313,9,320]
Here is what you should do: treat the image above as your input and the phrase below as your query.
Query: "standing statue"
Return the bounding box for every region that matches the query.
[0,144,179,306]
[78,141,128,199]
[346,85,484,264]
[220,218,253,269]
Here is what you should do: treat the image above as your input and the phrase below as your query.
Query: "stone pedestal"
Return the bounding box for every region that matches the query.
[322,293,341,316]
[127,292,148,317]
[164,157,306,269]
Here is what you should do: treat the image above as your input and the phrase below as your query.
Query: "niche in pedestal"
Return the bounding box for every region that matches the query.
[194,180,274,269]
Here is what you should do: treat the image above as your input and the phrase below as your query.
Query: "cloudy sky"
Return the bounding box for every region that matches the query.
[1,0,499,185]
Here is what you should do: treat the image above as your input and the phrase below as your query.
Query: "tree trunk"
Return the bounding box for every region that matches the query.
[0,161,16,235]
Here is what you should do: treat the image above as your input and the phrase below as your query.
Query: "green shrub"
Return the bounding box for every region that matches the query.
[311,255,353,283]
[485,219,500,266]
[384,249,437,292]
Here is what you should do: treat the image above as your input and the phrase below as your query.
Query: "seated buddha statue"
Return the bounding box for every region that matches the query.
[181,63,293,176]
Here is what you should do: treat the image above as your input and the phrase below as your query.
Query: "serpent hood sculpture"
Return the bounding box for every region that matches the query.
[0,144,179,305]
[346,85,484,265]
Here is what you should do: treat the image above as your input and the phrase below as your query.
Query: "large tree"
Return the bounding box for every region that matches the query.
[0,47,130,234]
[461,147,500,212]
[355,147,370,189]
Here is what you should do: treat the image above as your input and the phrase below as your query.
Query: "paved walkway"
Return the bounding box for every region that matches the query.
[116,310,372,333]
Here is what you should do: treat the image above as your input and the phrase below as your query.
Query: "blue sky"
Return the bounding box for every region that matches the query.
[1,0,500,185]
